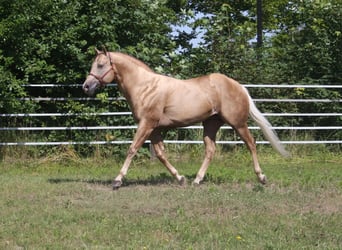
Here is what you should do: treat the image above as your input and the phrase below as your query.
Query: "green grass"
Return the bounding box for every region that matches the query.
[0,147,341,249]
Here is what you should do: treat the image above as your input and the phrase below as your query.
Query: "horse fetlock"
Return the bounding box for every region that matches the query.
[192,175,203,185]
[193,173,205,185]
[192,179,201,186]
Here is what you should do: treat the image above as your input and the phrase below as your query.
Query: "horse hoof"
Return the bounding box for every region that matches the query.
[259,174,267,185]
[179,176,187,186]
[112,180,122,190]
[192,181,200,186]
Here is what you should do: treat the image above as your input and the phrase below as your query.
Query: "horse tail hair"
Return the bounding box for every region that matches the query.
[244,87,290,157]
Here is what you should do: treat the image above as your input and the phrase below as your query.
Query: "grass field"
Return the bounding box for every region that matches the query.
[0,146,341,249]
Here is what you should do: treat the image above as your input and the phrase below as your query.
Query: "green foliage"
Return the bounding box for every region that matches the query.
[0,0,179,155]
[180,0,341,142]
[0,0,341,155]
[268,0,342,82]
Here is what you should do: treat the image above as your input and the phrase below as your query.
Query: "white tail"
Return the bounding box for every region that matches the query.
[245,89,289,157]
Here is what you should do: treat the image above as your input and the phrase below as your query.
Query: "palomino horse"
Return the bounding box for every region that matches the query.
[83,49,288,189]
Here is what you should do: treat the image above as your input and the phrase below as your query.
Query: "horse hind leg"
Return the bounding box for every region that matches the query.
[193,117,223,185]
[235,124,267,184]
[150,130,186,185]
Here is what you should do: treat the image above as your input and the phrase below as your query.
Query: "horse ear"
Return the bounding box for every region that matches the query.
[102,46,108,55]
[95,48,101,55]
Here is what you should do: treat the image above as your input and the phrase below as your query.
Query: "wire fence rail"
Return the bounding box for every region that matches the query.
[1,84,341,146]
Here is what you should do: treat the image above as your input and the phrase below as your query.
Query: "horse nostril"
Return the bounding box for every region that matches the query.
[83,84,89,92]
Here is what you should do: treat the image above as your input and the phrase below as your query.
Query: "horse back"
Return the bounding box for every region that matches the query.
[184,73,250,121]
[184,73,247,103]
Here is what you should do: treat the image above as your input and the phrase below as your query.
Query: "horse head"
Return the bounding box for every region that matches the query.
[83,48,115,96]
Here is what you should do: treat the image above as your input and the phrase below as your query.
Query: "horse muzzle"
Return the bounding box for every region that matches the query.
[82,78,99,96]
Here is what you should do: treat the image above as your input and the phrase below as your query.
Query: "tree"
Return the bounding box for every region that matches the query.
[178,0,341,141]
[269,0,342,83]
[0,0,180,153]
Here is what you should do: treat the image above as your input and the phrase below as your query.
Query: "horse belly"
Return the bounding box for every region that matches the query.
[160,96,215,127]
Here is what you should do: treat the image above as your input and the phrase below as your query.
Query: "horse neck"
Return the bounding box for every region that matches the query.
[112,52,152,72]
[112,53,153,95]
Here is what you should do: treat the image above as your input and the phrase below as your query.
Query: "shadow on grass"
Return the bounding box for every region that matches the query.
[48,173,199,187]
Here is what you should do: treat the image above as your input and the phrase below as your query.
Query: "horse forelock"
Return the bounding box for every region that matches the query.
[96,53,108,66]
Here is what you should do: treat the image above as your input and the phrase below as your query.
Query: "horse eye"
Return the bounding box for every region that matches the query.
[97,64,104,69]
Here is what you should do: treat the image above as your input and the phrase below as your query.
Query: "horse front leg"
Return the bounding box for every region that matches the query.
[113,120,155,189]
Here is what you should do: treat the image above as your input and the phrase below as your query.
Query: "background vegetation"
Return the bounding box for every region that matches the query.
[0,0,341,156]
